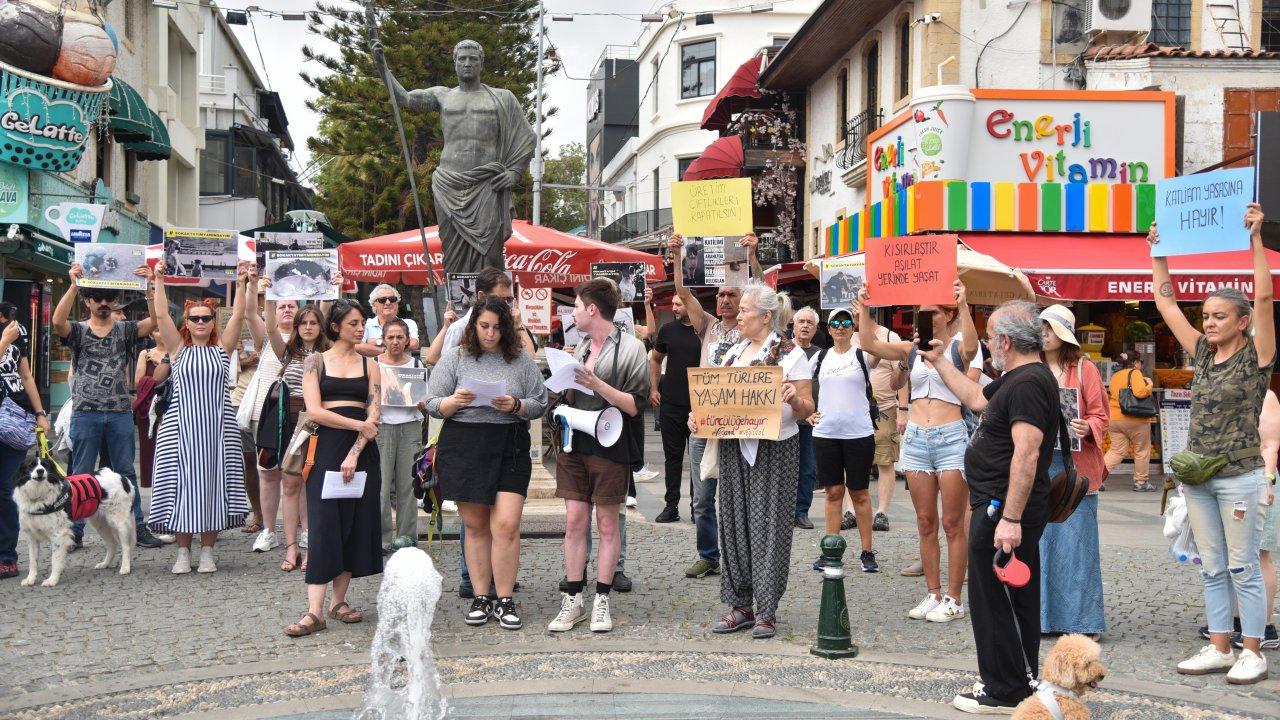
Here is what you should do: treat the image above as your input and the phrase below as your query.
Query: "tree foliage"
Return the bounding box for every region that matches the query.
[539,142,586,232]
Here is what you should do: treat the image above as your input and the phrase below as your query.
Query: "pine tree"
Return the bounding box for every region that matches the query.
[302,0,549,238]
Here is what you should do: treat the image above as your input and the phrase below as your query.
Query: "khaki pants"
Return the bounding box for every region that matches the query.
[1104,417,1152,484]
[379,421,423,547]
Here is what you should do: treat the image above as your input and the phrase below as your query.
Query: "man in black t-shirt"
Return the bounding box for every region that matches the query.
[920,300,1060,714]
[648,293,703,523]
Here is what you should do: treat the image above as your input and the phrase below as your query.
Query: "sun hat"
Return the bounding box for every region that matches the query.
[1038,304,1079,347]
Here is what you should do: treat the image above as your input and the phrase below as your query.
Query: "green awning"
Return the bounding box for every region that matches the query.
[126,109,172,162]
[107,80,152,142]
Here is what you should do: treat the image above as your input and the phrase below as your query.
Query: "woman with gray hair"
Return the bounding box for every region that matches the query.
[699,282,813,639]
[357,284,419,357]
[1153,203,1276,684]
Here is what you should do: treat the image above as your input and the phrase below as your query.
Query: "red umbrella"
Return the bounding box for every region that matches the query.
[682,135,744,181]
[701,53,765,132]
[338,220,666,287]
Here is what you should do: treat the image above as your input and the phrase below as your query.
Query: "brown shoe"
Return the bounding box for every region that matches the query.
[712,606,755,634]
[285,612,327,637]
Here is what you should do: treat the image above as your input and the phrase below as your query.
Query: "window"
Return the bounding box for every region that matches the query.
[1150,0,1191,47]
[652,168,660,214]
[865,41,880,129]
[651,57,660,113]
[200,135,227,194]
[124,0,136,42]
[896,16,911,101]
[1265,0,1280,52]
[835,67,848,139]
[94,131,110,183]
[680,39,716,99]
[234,144,255,198]
[677,156,696,181]
[124,151,138,198]
[772,36,790,47]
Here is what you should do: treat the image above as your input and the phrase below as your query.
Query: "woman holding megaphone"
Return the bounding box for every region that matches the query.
[426,296,547,631]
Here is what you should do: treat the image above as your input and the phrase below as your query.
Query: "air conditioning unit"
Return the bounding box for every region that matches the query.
[1084,0,1152,34]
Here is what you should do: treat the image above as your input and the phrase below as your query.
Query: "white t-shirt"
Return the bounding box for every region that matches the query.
[723,334,813,443]
[363,316,419,347]
[908,337,983,406]
[440,309,471,358]
[811,347,874,440]
[378,356,425,425]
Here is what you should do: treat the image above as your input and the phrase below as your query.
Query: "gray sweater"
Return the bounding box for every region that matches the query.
[426,347,547,423]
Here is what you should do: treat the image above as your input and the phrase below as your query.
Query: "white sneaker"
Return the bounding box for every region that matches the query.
[156,533,177,544]
[1227,649,1268,684]
[442,500,458,513]
[197,546,217,573]
[625,496,638,508]
[926,595,965,623]
[171,547,192,574]
[299,530,309,550]
[634,466,659,481]
[590,593,613,632]
[252,529,278,553]
[1177,644,1236,675]
[547,592,586,632]
[908,593,941,620]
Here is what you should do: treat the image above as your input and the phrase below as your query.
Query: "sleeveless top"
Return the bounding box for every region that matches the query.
[320,356,368,403]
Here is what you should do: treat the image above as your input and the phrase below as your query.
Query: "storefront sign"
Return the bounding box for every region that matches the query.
[864,235,956,307]
[688,366,783,440]
[671,178,753,237]
[1152,168,1254,256]
[0,79,107,173]
[0,165,28,224]
[517,287,553,334]
[44,202,106,243]
[1159,389,1192,474]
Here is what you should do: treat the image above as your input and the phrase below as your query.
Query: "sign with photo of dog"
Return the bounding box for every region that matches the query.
[264,249,339,301]
[381,365,427,408]
[681,236,748,287]
[590,262,646,303]
[74,243,146,291]
[447,271,513,313]
[163,228,238,282]
[255,231,323,274]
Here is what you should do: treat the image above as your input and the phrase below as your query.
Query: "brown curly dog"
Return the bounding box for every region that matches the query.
[1011,634,1107,720]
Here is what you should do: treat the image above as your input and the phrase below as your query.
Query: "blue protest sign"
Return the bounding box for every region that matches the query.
[1152,168,1255,257]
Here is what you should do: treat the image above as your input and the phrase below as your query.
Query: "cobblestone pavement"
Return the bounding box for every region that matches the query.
[2,431,1278,718]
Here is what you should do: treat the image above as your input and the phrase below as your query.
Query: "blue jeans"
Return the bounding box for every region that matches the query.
[795,423,816,518]
[70,410,144,535]
[459,508,629,584]
[689,437,719,562]
[0,444,23,564]
[1184,467,1268,639]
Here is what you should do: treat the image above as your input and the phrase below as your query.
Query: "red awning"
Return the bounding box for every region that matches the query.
[961,233,1280,302]
[763,260,812,289]
[683,135,744,181]
[700,53,766,132]
[338,220,666,287]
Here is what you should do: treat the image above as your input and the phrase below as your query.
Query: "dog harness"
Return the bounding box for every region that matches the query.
[1033,680,1079,720]
[31,474,106,521]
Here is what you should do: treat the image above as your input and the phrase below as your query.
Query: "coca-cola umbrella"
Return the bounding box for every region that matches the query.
[338,220,666,287]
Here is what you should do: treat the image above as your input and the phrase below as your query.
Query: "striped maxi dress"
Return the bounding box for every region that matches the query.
[148,345,249,533]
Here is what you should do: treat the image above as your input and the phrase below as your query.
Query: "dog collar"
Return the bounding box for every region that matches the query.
[1033,681,1079,720]
[30,481,71,517]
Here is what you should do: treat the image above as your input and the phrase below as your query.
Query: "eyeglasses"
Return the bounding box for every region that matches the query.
[373,297,398,305]
[187,315,215,324]
[86,296,116,304]
[829,319,854,328]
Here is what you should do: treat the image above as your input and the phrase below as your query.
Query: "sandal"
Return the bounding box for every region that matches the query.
[328,601,364,624]
[280,543,299,572]
[752,619,776,639]
[242,516,263,534]
[712,606,755,634]
[285,612,327,637]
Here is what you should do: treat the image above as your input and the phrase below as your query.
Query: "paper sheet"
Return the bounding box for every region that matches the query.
[462,376,506,407]
[544,348,594,395]
[322,471,367,500]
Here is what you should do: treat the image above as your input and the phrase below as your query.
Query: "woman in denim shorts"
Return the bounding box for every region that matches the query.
[858,282,980,624]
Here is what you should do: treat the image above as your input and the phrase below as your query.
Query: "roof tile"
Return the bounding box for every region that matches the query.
[1085,42,1280,61]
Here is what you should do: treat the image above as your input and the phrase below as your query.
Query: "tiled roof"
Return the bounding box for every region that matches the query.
[1086,42,1280,61]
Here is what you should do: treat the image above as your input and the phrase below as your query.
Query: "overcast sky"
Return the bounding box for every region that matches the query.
[228,0,656,183]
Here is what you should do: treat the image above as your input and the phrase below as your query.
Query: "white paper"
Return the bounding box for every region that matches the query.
[544,347,594,395]
[462,376,506,407]
[322,470,367,499]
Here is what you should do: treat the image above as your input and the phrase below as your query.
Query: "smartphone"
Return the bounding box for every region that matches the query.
[916,310,935,348]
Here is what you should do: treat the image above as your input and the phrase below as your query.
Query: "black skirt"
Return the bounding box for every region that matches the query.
[437,420,532,505]
[304,406,383,585]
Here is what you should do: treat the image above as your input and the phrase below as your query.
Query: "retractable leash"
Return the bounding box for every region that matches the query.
[993,545,1075,719]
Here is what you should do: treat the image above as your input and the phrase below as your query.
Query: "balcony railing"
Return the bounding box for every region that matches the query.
[837,109,882,170]
[600,208,672,244]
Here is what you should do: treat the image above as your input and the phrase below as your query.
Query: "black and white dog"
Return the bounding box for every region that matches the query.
[14,457,136,586]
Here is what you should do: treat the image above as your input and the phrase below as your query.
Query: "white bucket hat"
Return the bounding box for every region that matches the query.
[1039,304,1079,347]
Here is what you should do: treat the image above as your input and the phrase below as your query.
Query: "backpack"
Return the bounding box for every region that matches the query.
[812,347,880,425]
[908,341,980,436]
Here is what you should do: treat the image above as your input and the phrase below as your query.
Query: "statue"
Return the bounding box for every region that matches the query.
[370,29,536,276]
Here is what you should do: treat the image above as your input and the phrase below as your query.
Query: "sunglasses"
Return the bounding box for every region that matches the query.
[187,315,215,324]
[373,297,398,304]
[829,318,853,328]
[86,296,116,304]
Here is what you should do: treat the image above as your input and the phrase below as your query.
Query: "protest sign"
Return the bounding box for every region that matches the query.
[1153,168,1255,257]
[447,273,480,312]
[163,228,238,282]
[255,231,322,273]
[591,262,646,302]
[820,256,866,310]
[518,287,553,334]
[612,308,635,337]
[681,236,749,287]
[74,243,145,291]
[688,366,783,440]
[864,235,956,307]
[671,178,753,237]
[265,250,339,301]
[381,365,427,407]
[216,306,255,353]
[557,305,582,346]
[1059,387,1081,452]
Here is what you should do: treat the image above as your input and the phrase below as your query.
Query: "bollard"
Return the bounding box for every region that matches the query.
[810,534,859,659]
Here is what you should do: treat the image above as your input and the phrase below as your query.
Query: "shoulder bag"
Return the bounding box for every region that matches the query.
[1048,412,1088,523]
[0,395,36,450]
[1118,368,1157,418]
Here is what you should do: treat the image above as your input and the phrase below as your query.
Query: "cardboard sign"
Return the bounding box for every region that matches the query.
[864,235,957,306]
[74,243,146,291]
[1153,168,1255,257]
[590,262,646,302]
[820,256,866,309]
[671,178,753,237]
[518,287,553,334]
[688,366,783,440]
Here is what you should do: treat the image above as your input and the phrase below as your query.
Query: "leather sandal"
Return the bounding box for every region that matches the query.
[285,612,327,637]
[328,601,364,624]
[712,606,755,634]
[280,543,299,572]
[752,619,776,639]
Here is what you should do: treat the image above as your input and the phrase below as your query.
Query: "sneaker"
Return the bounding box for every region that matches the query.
[952,689,1017,714]
[196,546,217,573]
[811,556,826,572]
[252,529,279,553]
[492,597,521,630]
[612,570,633,592]
[860,550,879,573]
[465,596,493,626]
[441,500,458,513]
[590,593,613,632]
[155,533,176,544]
[1231,624,1280,650]
[1227,649,1268,684]
[872,512,889,532]
[926,595,965,623]
[547,592,586,632]
[136,526,164,549]
[299,530,308,550]
[685,558,721,578]
[0,561,17,579]
[900,559,924,577]
[1200,617,1242,640]
[1177,645,1236,675]
[1132,481,1156,492]
[171,547,192,574]
[908,593,941,620]
[634,466,659,481]
[655,504,680,523]
[840,510,856,530]
[625,495,638,508]
[459,579,475,600]
[793,514,814,530]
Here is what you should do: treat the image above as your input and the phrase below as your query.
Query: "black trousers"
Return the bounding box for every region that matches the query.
[659,405,692,507]
[967,505,1048,703]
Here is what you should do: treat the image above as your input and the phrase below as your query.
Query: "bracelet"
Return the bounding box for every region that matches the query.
[1001,516,1021,525]
[512,399,523,416]
[898,405,908,410]
[34,411,46,417]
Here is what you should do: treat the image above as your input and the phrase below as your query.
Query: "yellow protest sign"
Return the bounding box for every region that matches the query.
[671,178,753,237]
[688,366,783,440]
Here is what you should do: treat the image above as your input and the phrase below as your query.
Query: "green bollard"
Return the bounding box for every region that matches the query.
[810,534,859,659]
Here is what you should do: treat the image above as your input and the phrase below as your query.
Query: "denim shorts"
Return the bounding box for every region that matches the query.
[898,420,969,474]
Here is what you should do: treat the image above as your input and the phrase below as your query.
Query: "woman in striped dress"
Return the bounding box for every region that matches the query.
[148,261,252,574]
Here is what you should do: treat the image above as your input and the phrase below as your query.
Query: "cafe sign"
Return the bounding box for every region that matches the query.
[0,71,109,173]
[0,164,28,224]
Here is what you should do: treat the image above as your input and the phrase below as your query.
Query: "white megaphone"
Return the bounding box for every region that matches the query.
[553,406,623,453]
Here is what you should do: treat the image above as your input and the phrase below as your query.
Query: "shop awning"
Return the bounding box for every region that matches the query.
[683,135,744,181]
[962,233,1280,302]
[700,53,765,132]
[107,80,153,141]
[125,109,172,161]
